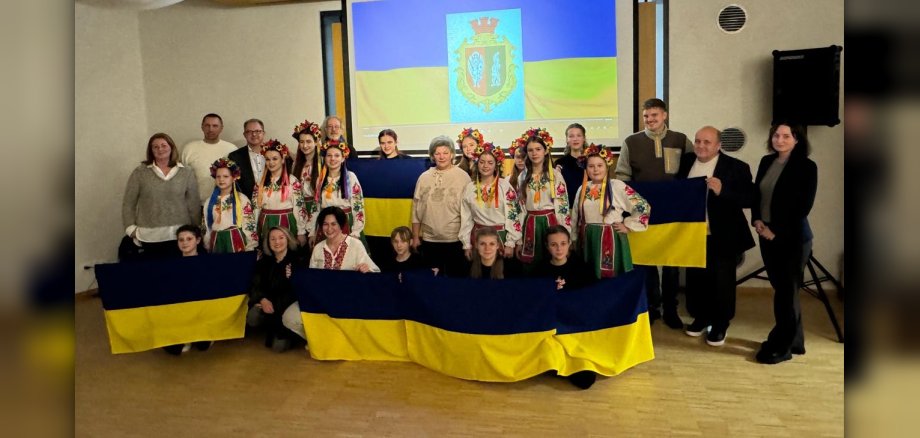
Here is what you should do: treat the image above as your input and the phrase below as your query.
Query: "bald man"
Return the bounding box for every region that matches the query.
[676,126,755,346]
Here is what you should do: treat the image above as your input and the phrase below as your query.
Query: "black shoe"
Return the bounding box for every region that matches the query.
[791,345,806,355]
[567,371,597,389]
[193,341,213,351]
[685,320,710,337]
[756,348,792,364]
[162,344,184,356]
[706,327,726,346]
[663,309,683,329]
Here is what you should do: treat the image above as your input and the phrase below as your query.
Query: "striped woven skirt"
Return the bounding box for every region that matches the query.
[519,209,557,264]
[580,223,633,279]
[258,208,297,240]
[209,227,248,254]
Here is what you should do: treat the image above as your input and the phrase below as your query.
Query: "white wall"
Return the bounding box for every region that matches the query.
[138,0,340,147]
[75,3,150,292]
[669,0,845,285]
[74,0,339,292]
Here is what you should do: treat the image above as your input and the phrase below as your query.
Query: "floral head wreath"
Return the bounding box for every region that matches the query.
[260,139,290,158]
[472,142,505,165]
[322,138,352,160]
[457,127,484,146]
[579,143,615,168]
[512,127,554,152]
[292,119,323,142]
[209,158,242,180]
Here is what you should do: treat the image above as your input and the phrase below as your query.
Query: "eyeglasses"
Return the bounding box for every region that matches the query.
[244,130,264,135]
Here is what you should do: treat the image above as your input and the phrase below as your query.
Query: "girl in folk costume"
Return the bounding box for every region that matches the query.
[202,158,258,253]
[308,138,368,248]
[253,139,308,247]
[514,128,571,266]
[291,119,323,226]
[459,142,523,261]
[571,144,650,279]
[456,127,484,176]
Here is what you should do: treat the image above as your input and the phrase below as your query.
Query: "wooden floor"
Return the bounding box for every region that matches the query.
[75,288,843,437]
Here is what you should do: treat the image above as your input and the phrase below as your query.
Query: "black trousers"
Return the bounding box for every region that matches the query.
[686,237,738,329]
[642,265,679,314]
[760,235,812,353]
[420,240,468,278]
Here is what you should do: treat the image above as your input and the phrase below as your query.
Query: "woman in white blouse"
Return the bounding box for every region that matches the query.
[458,142,522,261]
[309,206,379,272]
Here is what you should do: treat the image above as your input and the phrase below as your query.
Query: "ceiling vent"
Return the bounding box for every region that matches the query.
[721,127,746,152]
[718,5,747,34]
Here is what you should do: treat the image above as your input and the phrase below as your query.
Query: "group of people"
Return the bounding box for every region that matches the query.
[120,98,818,383]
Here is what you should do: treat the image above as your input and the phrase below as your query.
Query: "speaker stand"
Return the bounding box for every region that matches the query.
[737,252,844,343]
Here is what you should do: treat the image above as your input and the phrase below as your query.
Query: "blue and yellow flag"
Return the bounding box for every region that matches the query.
[295,268,653,382]
[348,160,707,266]
[628,178,708,267]
[95,252,255,354]
[347,158,430,238]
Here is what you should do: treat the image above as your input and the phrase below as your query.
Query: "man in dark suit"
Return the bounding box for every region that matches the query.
[677,126,755,346]
[228,118,266,198]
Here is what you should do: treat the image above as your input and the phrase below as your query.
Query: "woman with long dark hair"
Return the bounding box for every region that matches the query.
[308,139,367,248]
[752,123,817,365]
[378,129,410,159]
[514,128,571,268]
[252,140,308,247]
[291,119,323,226]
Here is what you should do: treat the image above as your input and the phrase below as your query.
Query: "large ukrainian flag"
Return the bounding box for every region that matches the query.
[349,159,707,267]
[352,0,617,125]
[95,252,255,354]
[295,268,653,382]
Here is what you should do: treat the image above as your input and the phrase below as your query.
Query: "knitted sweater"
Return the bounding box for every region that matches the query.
[122,164,201,233]
[615,129,692,182]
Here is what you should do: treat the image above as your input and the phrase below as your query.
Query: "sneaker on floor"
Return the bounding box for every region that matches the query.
[567,371,598,390]
[685,320,710,337]
[791,345,806,355]
[193,341,213,351]
[706,328,726,346]
[756,348,792,364]
[663,309,683,329]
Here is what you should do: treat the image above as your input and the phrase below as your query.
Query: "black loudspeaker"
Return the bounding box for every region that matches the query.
[772,45,842,127]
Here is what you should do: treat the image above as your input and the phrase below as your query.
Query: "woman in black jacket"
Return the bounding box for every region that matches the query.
[248,226,303,352]
[751,123,817,364]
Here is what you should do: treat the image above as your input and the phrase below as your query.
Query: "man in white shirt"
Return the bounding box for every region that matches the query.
[181,113,238,203]
[229,118,267,198]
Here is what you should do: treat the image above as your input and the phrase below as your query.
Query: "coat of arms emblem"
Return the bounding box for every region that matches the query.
[453,17,518,113]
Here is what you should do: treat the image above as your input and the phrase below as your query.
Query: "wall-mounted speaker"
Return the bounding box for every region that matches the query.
[772,45,842,127]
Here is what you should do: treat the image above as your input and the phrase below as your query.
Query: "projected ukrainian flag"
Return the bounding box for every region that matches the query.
[446,9,524,122]
[352,0,618,127]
